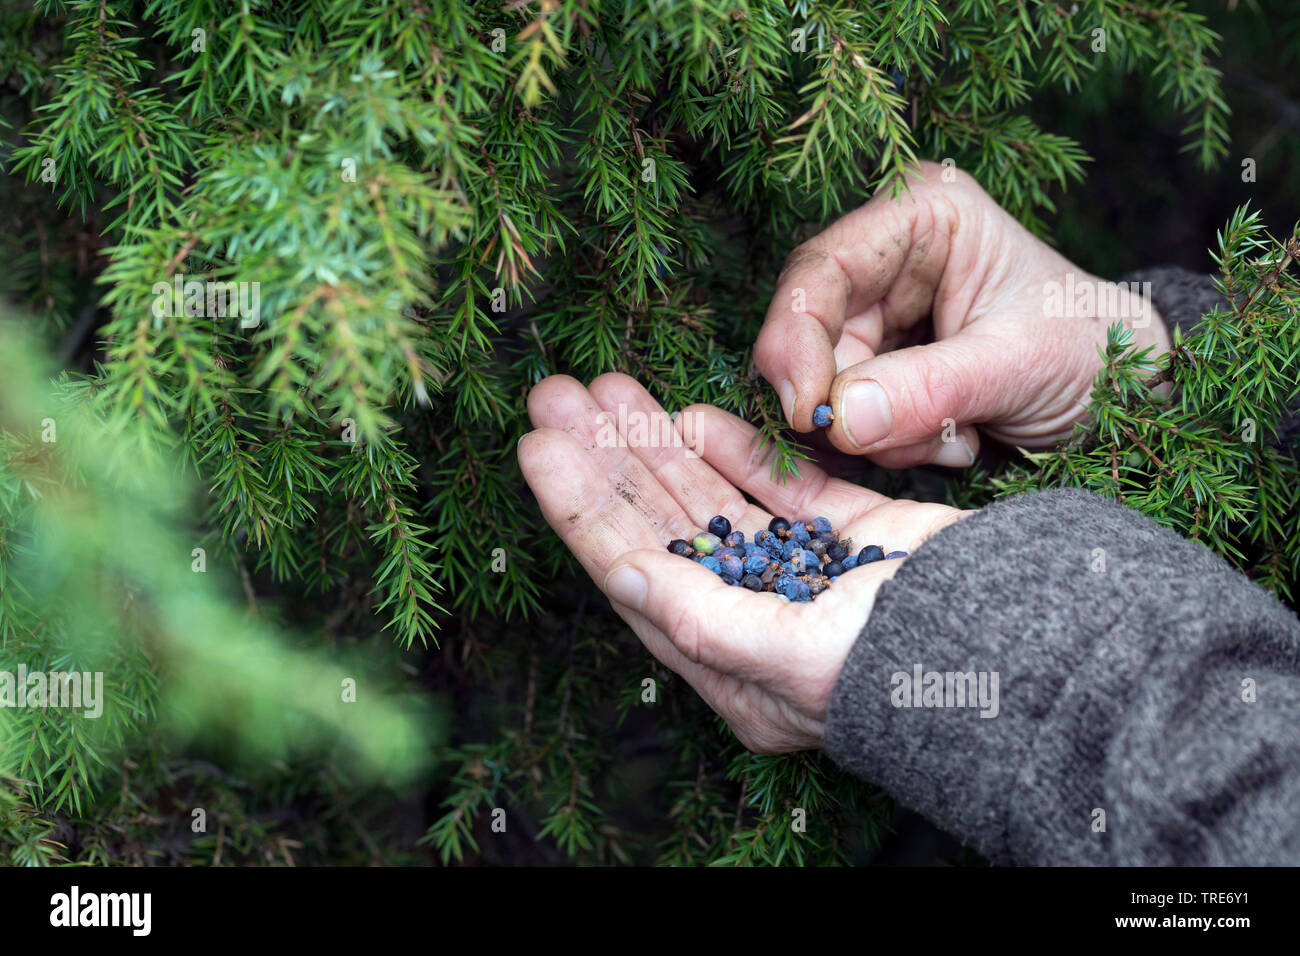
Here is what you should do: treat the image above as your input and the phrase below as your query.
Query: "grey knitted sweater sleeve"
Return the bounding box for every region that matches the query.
[822,267,1300,866]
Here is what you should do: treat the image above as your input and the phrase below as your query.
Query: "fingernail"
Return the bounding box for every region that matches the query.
[841,380,892,449]
[603,565,647,610]
[932,435,976,468]
[774,379,796,423]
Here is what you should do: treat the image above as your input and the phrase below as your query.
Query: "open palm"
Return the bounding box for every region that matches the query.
[518,373,968,752]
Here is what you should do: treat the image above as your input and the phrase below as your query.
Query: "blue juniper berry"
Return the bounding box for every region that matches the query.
[718,554,743,579]
[857,544,885,564]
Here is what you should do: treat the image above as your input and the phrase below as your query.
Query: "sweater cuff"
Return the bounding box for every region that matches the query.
[822,487,1240,863]
[1120,265,1226,339]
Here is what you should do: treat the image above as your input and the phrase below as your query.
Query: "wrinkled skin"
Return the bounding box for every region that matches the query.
[518,373,968,752]
[755,160,1169,468]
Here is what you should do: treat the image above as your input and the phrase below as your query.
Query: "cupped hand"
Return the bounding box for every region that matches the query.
[517,373,968,753]
[756,160,1170,468]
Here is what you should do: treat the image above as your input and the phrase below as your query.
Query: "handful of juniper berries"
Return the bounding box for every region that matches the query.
[667,516,907,603]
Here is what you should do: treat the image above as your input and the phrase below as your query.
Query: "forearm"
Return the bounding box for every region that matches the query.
[823,488,1300,864]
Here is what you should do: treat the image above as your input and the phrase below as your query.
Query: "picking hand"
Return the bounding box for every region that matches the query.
[755,161,1169,468]
[517,373,968,752]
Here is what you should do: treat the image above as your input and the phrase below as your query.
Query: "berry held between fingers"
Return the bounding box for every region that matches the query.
[812,404,834,428]
[666,516,905,601]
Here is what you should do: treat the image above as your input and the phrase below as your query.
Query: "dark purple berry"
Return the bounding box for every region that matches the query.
[707,515,731,538]
[790,523,811,545]
[812,516,833,534]
[741,573,763,592]
[718,554,743,579]
[858,545,885,564]
[668,539,693,557]
[884,550,909,560]
[699,555,722,574]
[723,531,745,549]
[768,516,791,536]
[827,542,848,561]
[823,560,845,577]
[812,404,834,427]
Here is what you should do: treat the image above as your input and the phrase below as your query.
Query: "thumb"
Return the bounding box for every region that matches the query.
[827,330,1022,455]
[601,548,780,679]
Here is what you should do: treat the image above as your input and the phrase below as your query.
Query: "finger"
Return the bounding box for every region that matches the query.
[755,160,957,430]
[585,372,774,533]
[865,424,981,470]
[677,403,889,528]
[526,375,697,542]
[603,549,788,678]
[827,327,1027,455]
[518,424,772,690]
[518,427,672,580]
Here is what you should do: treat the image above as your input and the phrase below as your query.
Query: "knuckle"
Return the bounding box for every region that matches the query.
[904,348,972,428]
[669,601,706,664]
[781,240,828,278]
